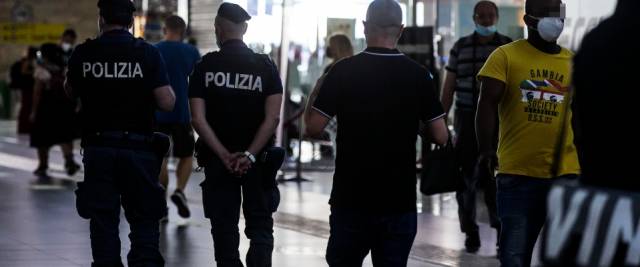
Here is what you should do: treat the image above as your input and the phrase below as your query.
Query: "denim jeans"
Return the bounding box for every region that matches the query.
[76,146,166,267]
[326,207,417,267]
[497,174,577,267]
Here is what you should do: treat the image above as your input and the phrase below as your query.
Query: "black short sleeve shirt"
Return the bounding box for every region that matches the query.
[312,47,445,213]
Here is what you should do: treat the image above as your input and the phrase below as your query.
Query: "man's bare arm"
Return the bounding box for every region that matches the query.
[421,117,449,146]
[476,77,505,157]
[154,85,176,112]
[303,74,331,137]
[441,70,457,115]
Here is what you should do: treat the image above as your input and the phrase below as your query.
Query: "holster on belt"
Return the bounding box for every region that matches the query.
[261,147,284,212]
[260,146,285,185]
[194,139,213,170]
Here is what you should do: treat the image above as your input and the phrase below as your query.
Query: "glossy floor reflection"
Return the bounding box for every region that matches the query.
[0,120,507,266]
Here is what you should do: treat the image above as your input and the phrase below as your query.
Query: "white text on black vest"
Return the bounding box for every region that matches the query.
[82,62,144,78]
[205,72,263,92]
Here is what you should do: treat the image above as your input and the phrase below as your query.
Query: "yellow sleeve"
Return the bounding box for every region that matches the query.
[477,47,508,83]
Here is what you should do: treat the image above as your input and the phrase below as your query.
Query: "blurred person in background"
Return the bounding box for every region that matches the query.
[60,28,78,65]
[324,34,354,74]
[441,0,512,253]
[285,34,354,159]
[30,43,80,181]
[9,46,38,135]
[155,15,201,221]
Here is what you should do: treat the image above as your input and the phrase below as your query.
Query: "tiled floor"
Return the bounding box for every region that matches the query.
[0,120,508,266]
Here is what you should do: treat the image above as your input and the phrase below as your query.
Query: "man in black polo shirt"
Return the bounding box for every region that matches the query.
[304,0,448,265]
[441,0,512,252]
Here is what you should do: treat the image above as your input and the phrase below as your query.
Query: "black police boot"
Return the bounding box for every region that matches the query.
[64,155,80,176]
[171,189,191,218]
[465,231,481,253]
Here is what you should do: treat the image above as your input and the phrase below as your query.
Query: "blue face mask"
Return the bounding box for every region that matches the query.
[475,24,497,36]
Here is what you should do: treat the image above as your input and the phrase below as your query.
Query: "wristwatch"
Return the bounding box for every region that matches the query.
[244,151,256,164]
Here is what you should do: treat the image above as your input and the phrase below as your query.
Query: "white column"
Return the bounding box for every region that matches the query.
[178,0,189,24]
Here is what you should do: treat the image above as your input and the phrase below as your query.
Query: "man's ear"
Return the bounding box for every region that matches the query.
[523,14,536,29]
[396,24,405,40]
[363,21,369,36]
[98,16,105,30]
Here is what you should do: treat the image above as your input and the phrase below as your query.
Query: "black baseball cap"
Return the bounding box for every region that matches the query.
[217,3,251,24]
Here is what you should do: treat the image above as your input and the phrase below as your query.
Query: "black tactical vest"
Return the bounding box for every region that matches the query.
[75,36,156,135]
[198,46,277,152]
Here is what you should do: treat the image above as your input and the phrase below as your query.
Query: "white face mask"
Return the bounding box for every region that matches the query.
[531,16,564,42]
[61,42,72,52]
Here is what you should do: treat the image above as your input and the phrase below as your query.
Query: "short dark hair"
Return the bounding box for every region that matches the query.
[98,0,135,27]
[62,28,77,39]
[101,13,134,27]
[215,16,247,36]
[40,43,65,67]
[525,0,534,14]
[164,15,187,33]
[525,0,563,15]
[474,1,499,17]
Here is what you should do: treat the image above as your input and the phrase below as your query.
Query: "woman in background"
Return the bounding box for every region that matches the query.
[324,34,354,74]
[9,47,38,134]
[30,43,80,181]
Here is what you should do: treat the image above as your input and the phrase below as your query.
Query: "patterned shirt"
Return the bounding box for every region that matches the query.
[446,32,512,111]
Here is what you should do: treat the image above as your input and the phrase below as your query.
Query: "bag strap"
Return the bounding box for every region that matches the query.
[471,33,479,112]
[550,87,574,177]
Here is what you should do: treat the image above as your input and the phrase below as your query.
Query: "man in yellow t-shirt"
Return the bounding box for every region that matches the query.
[476,0,579,265]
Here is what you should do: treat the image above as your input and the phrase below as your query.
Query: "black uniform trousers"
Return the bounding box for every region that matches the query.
[76,142,166,267]
[454,109,500,234]
[201,158,277,267]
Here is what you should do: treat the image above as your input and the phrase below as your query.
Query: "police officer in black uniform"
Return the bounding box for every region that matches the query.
[189,3,283,267]
[65,1,175,266]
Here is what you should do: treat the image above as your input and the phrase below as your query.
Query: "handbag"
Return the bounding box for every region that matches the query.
[420,137,462,195]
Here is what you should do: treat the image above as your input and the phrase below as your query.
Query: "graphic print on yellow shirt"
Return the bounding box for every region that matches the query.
[521,74,569,124]
[477,40,580,179]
